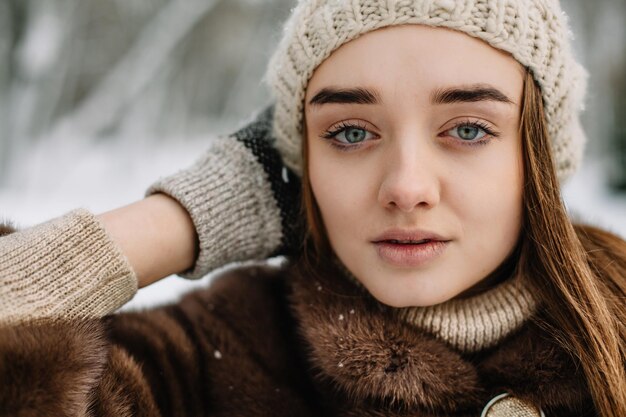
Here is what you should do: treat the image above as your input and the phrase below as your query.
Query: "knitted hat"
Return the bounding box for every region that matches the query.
[265,0,588,182]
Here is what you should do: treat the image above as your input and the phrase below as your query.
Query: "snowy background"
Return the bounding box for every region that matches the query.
[0,0,625,310]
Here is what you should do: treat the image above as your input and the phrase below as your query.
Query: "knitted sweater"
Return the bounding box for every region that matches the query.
[0,261,592,416]
[0,107,302,324]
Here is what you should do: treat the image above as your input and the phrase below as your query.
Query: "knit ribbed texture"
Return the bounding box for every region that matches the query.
[398,273,537,352]
[146,135,284,279]
[266,0,587,182]
[333,257,537,352]
[0,209,137,326]
[229,106,304,257]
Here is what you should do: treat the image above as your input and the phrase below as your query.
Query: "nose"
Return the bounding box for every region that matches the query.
[377,139,441,212]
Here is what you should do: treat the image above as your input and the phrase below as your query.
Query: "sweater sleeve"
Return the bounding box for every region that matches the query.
[145,106,303,279]
[0,209,137,326]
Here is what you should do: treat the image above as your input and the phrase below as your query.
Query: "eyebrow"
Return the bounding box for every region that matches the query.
[430,84,515,105]
[308,84,514,107]
[308,87,381,106]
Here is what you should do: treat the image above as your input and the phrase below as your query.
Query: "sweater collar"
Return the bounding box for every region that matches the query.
[330,257,539,352]
[397,273,537,352]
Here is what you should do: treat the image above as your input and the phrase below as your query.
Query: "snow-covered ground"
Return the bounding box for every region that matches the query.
[1,136,625,311]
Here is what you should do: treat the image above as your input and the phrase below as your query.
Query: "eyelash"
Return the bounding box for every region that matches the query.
[321,121,374,151]
[320,119,500,150]
[444,120,500,146]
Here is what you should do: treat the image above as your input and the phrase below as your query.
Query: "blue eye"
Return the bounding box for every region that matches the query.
[448,124,487,141]
[322,122,377,147]
[338,127,368,144]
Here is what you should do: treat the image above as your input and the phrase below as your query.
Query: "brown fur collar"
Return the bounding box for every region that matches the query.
[288,262,592,416]
[0,320,107,416]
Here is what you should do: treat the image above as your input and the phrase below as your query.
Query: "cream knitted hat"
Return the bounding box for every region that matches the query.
[265,0,588,182]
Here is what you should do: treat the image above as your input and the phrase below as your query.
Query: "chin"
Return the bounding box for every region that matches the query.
[363,283,456,308]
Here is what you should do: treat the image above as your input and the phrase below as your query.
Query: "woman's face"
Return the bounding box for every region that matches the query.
[305,25,525,307]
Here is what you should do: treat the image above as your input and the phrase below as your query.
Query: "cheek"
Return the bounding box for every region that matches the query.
[308,144,374,243]
[309,145,336,216]
[308,144,343,235]
[452,144,524,247]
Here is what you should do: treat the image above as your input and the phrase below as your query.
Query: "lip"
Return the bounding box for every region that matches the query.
[372,229,451,267]
[372,228,450,244]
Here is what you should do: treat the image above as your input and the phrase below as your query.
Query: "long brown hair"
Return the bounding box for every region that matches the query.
[299,71,626,415]
[518,70,626,416]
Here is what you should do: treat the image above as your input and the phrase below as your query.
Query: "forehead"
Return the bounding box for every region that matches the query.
[305,25,525,103]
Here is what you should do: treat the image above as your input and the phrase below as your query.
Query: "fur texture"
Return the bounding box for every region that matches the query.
[0,320,106,416]
[0,263,594,416]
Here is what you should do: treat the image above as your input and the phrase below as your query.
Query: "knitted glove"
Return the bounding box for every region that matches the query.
[146,105,303,279]
[0,209,137,326]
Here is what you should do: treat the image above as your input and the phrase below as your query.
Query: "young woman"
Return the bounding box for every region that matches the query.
[1,0,625,416]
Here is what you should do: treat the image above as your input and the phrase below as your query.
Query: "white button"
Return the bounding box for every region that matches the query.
[481,393,545,417]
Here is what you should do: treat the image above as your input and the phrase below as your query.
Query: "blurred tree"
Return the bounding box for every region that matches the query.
[0,0,28,173]
[0,0,291,185]
[563,0,626,192]
[610,35,626,191]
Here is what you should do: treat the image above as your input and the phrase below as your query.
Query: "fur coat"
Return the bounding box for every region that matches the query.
[0,260,594,417]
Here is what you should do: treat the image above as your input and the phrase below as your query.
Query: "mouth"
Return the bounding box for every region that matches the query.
[372,229,450,245]
[373,240,449,267]
[378,239,435,245]
[371,230,451,267]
